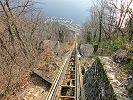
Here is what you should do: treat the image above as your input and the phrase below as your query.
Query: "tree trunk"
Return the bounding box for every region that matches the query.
[98,14,102,43]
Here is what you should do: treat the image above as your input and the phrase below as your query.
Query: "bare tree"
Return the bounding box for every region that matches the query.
[107,0,133,37]
[0,0,48,99]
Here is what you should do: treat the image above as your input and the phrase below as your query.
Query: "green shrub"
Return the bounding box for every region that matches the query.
[99,37,125,52]
[99,40,110,49]
[123,60,133,70]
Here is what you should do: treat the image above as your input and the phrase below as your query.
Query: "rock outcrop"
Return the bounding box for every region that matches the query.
[80,44,94,57]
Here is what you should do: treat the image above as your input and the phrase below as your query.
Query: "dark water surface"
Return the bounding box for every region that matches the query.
[35,0,92,25]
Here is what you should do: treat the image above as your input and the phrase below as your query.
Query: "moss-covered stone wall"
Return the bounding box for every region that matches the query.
[83,58,117,100]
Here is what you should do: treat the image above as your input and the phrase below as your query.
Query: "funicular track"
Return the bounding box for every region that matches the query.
[46,43,81,100]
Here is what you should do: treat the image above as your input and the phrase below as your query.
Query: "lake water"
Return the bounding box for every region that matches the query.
[35,0,92,25]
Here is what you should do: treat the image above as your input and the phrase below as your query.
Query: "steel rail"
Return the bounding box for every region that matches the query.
[45,45,75,100]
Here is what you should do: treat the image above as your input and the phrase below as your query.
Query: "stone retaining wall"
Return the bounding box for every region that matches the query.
[83,58,117,100]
